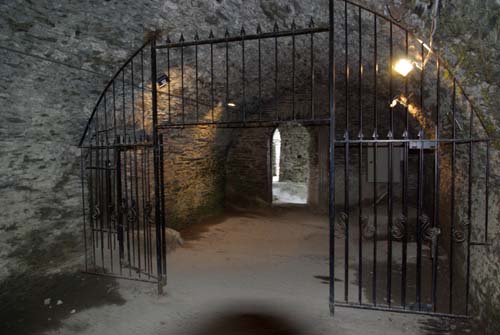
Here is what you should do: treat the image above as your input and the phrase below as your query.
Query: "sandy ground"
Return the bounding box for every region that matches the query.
[12,207,479,335]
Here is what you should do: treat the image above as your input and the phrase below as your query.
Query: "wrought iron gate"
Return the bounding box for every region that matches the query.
[79,41,167,292]
[327,1,491,318]
[79,0,491,317]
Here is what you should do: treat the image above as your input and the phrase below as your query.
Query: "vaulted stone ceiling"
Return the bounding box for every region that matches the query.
[0,0,499,326]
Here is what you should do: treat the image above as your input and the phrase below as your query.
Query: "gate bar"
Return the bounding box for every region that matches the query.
[158,27,329,49]
[465,106,474,315]
[357,6,363,306]
[150,37,165,294]
[401,29,409,310]
[343,0,350,303]
[387,21,394,308]
[274,24,279,121]
[310,19,315,120]
[328,0,336,314]
[159,135,167,283]
[210,32,215,122]
[417,42,425,312]
[115,138,124,275]
[335,302,470,319]
[449,79,457,314]
[372,13,379,307]
[432,58,441,313]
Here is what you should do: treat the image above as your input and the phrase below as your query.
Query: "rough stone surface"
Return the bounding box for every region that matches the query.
[160,126,231,229]
[225,127,273,206]
[0,0,328,281]
[1,0,499,330]
[278,123,311,183]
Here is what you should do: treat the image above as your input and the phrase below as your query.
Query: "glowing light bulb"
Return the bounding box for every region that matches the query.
[394,59,414,77]
[390,95,409,108]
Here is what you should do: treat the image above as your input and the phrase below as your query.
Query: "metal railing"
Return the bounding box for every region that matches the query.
[78,0,491,316]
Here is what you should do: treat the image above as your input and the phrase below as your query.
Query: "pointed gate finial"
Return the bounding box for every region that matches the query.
[291,20,297,30]
[308,17,315,28]
[240,25,246,36]
[209,29,214,39]
[225,28,230,39]
[179,33,185,42]
[273,22,279,32]
[194,31,199,41]
[256,23,262,34]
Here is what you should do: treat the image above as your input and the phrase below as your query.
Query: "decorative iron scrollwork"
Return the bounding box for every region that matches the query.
[361,215,375,239]
[92,203,101,221]
[423,227,441,242]
[452,227,466,243]
[419,214,432,239]
[109,205,117,229]
[420,214,441,258]
[144,201,154,226]
[420,214,441,241]
[334,212,348,239]
[127,200,137,226]
[391,214,407,241]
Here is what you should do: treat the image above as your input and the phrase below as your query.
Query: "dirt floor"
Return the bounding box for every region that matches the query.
[2,206,484,334]
[272,181,308,204]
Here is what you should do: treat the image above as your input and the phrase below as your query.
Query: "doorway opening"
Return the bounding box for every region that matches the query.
[271,126,310,205]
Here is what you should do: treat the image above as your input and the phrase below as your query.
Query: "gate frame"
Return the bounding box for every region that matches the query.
[79,0,492,319]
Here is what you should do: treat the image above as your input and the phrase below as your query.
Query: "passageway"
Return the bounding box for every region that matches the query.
[43,207,481,335]
[271,126,310,205]
[1,0,497,333]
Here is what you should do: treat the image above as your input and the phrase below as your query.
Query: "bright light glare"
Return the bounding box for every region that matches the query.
[394,59,414,77]
[227,102,236,107]
[390,95,409,108]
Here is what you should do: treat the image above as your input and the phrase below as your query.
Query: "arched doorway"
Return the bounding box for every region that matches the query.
[271,126,311,205]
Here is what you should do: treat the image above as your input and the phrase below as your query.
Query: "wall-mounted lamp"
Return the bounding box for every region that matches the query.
[157,74,170,87]
[393,58,422,77]
[390,95,409,108]
[227,102,236,107]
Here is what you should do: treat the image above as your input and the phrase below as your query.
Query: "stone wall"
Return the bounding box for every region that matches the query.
[0,0,328,282]
[1,0,499,330]
[278,123,311,183]
[160,126,231,229]
[225,127,273,206]
[308,126,330,210]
